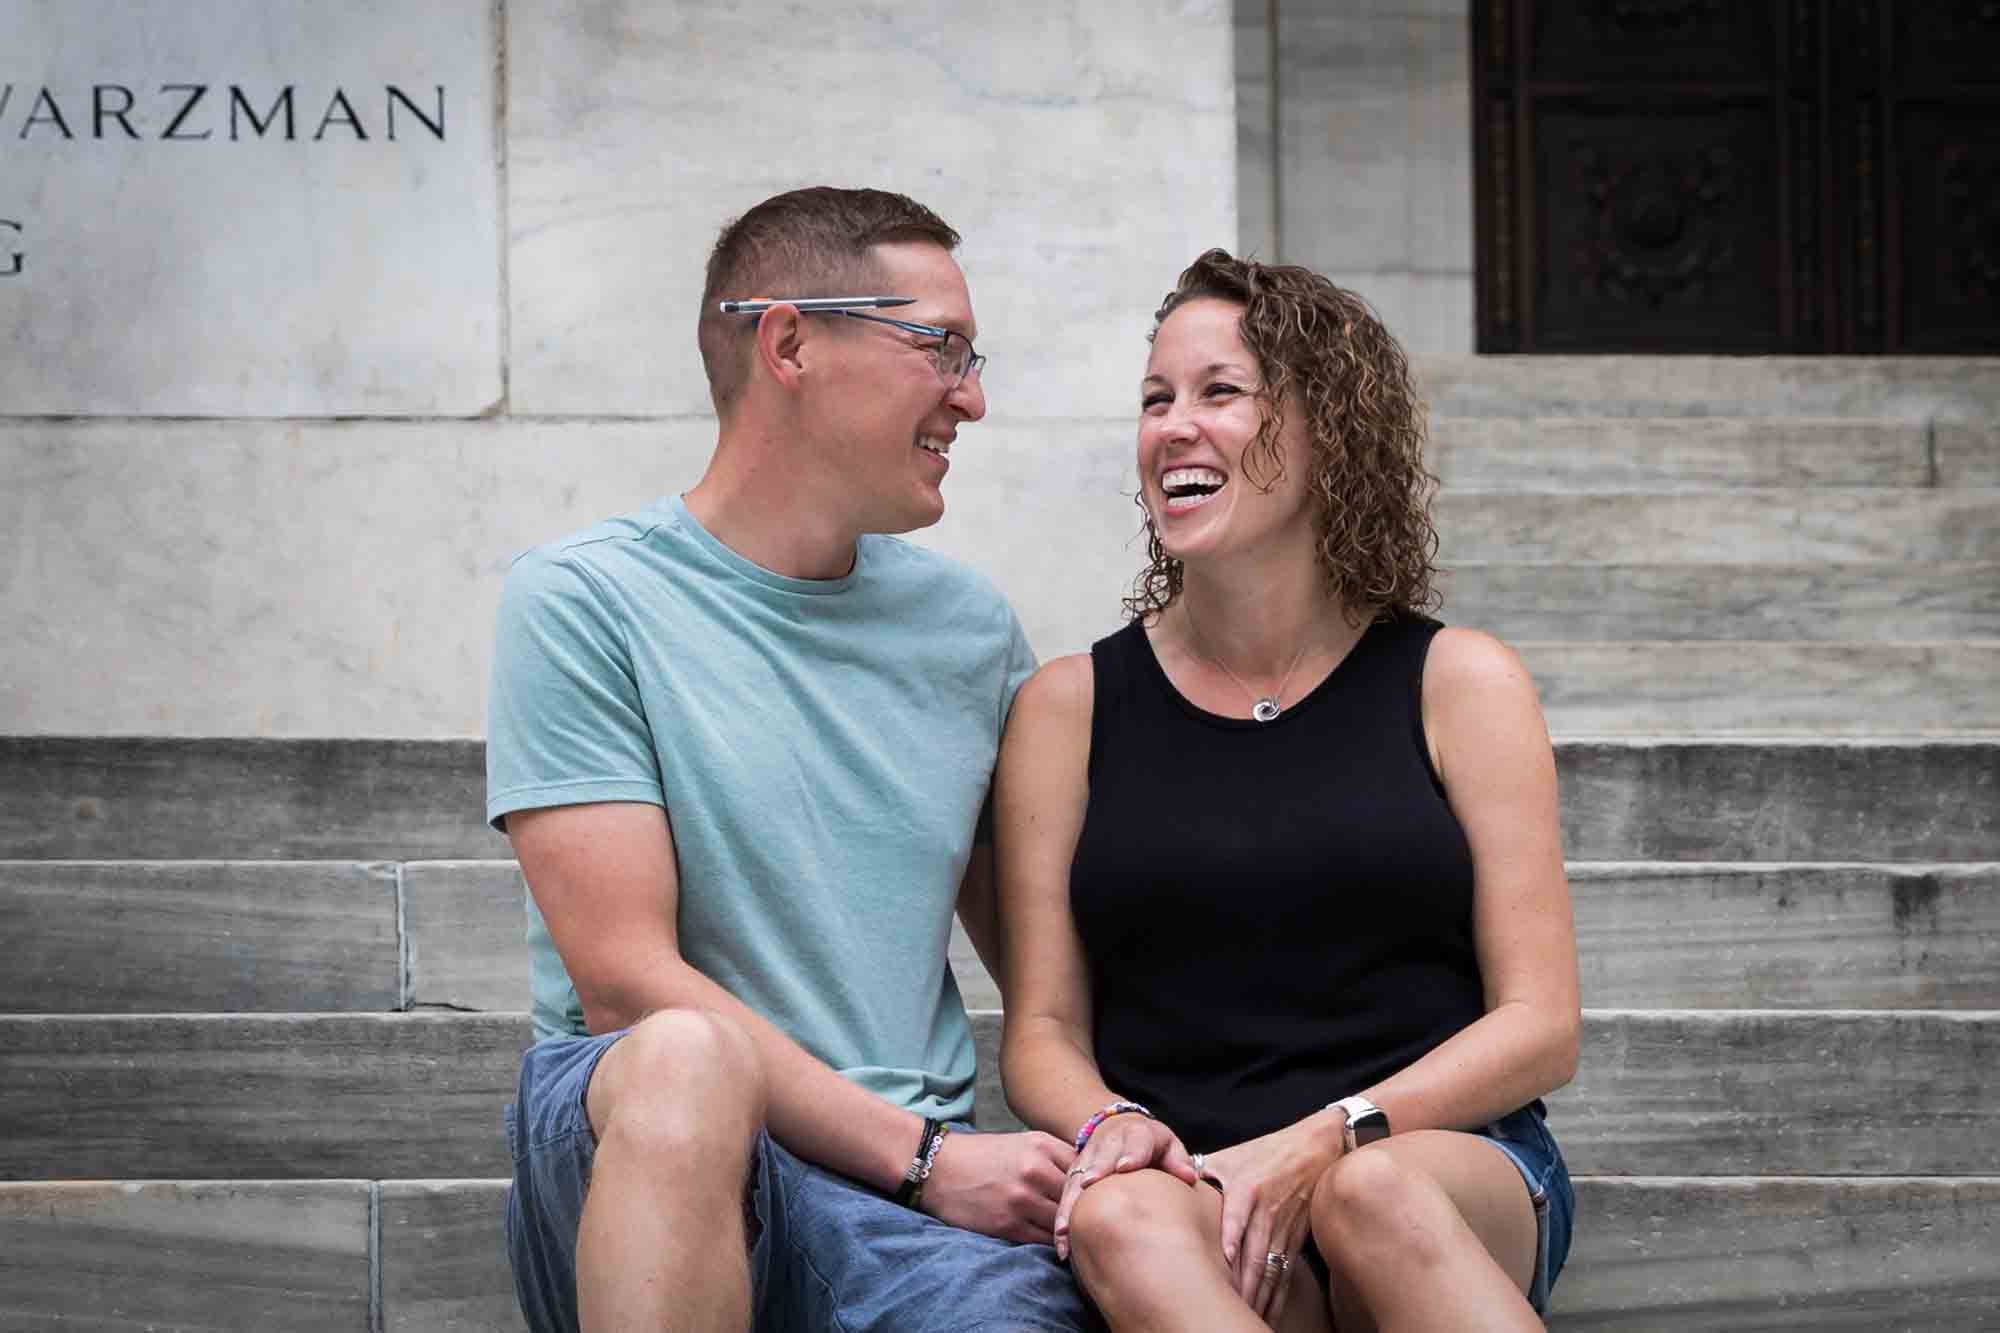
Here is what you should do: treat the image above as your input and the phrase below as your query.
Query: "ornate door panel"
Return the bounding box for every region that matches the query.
[1475,1,2000,353]
[1881,2,2000,352]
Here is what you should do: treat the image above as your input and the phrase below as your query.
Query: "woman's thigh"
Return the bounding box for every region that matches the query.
[1329,1130,1538,1294]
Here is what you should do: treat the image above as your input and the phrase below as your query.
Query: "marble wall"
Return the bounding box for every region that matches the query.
[0,0,503,415]
[3,0,1234,736]
[1238,0,1476,354]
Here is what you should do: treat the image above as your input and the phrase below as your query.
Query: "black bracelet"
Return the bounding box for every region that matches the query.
[907,1123,950,1212]
[894,1118,943,1207]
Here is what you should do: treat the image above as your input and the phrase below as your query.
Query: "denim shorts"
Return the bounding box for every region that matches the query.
[1468,1104,1574,1313]
[1295,1104,1572,1313]
[503,1030,1103,1333]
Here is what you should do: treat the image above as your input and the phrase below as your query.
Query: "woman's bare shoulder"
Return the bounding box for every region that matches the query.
[1424,625,1537,704]
[1014,652,1097,722]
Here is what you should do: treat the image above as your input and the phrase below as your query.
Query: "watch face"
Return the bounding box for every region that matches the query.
[1351,1110,1390,1146]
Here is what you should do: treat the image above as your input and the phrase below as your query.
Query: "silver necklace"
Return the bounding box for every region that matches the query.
[1182,602,1313,723]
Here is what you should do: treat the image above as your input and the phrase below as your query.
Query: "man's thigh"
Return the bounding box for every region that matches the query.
[759,1133,1103,1333]
[505,1031,623,1333]
[507,1028,767,1330]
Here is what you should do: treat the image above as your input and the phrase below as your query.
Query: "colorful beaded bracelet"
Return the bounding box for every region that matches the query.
[1073,1100,1153,1152]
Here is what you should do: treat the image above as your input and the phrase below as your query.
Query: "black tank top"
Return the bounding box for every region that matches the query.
[1069,613,1484,1153]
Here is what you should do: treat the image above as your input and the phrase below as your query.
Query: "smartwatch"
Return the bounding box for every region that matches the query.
[1330,1095,1390,1152]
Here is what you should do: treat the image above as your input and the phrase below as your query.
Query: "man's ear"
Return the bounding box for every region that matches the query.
[751,303,809,390]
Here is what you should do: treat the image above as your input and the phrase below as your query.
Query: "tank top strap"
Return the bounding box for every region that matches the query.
[1363,612,1449,798]
[1086,620,1152,781]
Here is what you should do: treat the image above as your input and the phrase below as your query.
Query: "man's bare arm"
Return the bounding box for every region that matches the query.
[509,800,1073,1241]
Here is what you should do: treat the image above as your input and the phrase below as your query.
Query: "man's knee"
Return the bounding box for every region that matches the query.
[588,1009,765,1162]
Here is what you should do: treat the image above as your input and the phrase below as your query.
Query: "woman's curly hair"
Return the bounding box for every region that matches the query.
[1124,248,1442,625]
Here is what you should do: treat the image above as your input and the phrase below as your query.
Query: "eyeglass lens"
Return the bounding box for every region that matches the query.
[935,332,973,384]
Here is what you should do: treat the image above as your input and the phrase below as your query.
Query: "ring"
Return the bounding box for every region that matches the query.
[1067,1166,1089,1177]
[1264,1251,1290,1272]
[1189,1152,1205,1174]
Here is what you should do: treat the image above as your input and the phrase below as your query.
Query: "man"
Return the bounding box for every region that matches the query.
[486,187,1095,1332]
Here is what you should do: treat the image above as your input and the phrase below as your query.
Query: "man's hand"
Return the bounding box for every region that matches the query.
[920,1129,1076,1245]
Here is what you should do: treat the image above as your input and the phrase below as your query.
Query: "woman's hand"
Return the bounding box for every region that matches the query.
[1050,1111,1199,1261]
[1200,1119,1345,1323]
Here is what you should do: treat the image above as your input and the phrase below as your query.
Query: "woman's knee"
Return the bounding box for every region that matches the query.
[1311,1148,1451,1274]
[589,1009,765,1162]
[1068,1172,1211,1291]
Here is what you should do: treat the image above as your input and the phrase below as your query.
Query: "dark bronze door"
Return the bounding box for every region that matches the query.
[1474,1,2000,353]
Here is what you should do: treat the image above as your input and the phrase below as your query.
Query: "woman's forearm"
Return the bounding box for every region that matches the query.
[1348,999,1580,1136]
[1001,1013,1125,1141]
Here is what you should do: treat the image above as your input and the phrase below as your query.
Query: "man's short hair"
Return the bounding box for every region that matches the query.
[698,186,962,414]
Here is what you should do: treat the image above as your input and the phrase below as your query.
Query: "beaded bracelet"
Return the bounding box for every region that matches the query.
[1073,1100,1153,1152]
[906,1122,951,1212]
[894,1118,944,1208]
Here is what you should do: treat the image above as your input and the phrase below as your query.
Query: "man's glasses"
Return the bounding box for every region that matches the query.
[719,296,986,389]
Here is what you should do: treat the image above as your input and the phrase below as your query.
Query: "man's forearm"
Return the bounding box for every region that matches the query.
[607,958,925,1194]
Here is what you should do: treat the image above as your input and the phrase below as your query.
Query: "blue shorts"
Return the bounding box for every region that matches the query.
[503,1030,1103,1333]
[1474,1104,1574,1313]
[1297,1104,1573,1313]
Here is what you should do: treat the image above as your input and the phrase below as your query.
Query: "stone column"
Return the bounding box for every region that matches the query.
[1247,0,1474,354]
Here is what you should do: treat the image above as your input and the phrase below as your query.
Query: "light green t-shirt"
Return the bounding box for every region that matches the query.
[486,495,1036,1121]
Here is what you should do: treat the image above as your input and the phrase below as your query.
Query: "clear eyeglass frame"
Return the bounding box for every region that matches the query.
[721,296,985,389]
[829,311,986,389]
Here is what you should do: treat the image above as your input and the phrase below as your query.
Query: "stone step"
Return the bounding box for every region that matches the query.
[1566,864,2000,1010]
[0,858,522,1015]
[0,858,519,1016]
[0,1013,525,1181]
[5,1010,1996,1181]
[7,1176,1997,1331]
[376,1178,518,1333]
[1414,355,2000,422]
[9,860,1993,1017]
[12,860,1996,1016]
[5,736,1993,862]
[1550,739,1996,862]
[966,863,2000,1014]
[0,1180,373,1332]
[3,860,403,1014]
[1940,423,2000,487]
[1551,1177,2000,1329]
[1447,561,2000,641]
[969,1009,2000,1179]
[0,736,500,861]
[1520,641,2000,735]
[1428,418,1954,491]
[1435,489,2000,564]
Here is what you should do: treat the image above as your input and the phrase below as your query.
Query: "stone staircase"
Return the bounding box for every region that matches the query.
[4,358,1997,1329]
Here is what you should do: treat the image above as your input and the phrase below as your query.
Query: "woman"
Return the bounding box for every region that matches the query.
[995,250,1580,1331]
